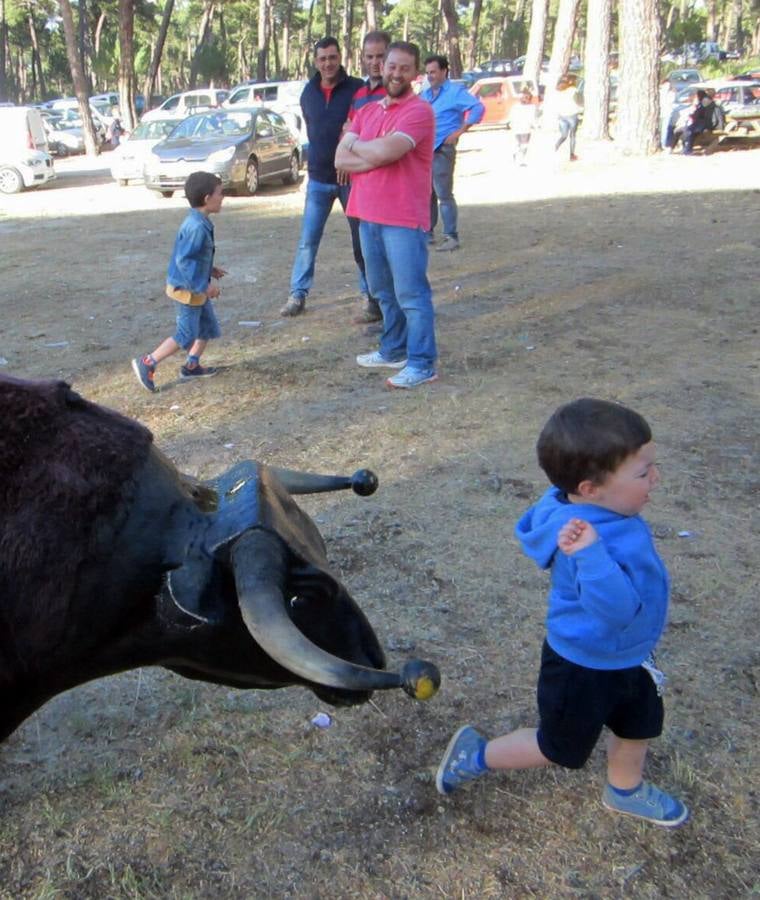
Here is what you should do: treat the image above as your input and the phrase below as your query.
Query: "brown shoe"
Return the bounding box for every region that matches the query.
[281,294,305,317]
[353,297,382,324]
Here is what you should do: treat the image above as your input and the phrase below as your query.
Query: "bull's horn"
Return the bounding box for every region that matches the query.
[231,529,440,699]
[270,467,378,497]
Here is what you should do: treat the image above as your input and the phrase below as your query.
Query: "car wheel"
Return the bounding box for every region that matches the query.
[282,151,300,185]
[241,157,259,196]
[161,190,174,198]
[0,166,24,194]
[56,143,69,158]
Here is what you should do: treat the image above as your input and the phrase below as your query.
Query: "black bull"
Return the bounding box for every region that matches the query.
[0,375,440,742]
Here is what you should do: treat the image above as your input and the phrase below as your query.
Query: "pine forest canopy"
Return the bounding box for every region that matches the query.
[1,0,757,105]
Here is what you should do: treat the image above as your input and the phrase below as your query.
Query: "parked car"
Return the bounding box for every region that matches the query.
[732,68,760,81]
[91,91,119,108]
[0,106,55,193]
[468,76,540,126]
[135,94,166,115]
[475,58,515,76]
[662,68,703,93]
[144,107,300,197]
[110,118,178,185]
[141,88,229,123]
[43,118,85,156]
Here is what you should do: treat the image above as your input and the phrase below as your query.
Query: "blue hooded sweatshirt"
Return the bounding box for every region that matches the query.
[514,487,669,670]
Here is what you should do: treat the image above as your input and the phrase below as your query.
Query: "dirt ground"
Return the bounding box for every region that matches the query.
[1,130,758,899]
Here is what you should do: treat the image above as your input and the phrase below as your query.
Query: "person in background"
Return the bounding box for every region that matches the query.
[421,55,485,251]
[554,76,583,161]
[347,30,391,330]
[281,37,365,318]
[681,88,725,155]
[509,87,538,165]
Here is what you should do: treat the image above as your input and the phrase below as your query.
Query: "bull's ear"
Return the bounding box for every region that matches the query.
[61,383,87,408]
[164,506,217,623]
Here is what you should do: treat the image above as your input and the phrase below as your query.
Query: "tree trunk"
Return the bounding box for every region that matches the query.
[341,0,353,70]
[269,2,280,77]
[467,0,483,71]
[94,11,105,55]
[524,0,548,88]
[190,0,215,89]
[143,0,174,118]
[27,5,46,98]
[546,0,579,89]
[282,0,291,77]
[440,0,463,76]
[256,0,269,80]
[582,0,611,140]
[616,0,660,155]
[706,0,718,40]
[117,0,136,129]
[752,0,760,56]
[0,0,8,103]
[301,0,316,77]
[58,0,99,154]
[727,0,742,52]
[324,0,332,39]
[78,0,93,94]
[364,0,378,31]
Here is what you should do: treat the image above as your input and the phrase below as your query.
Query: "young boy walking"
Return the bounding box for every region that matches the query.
[132,171,227,393]
[436,398,688,827]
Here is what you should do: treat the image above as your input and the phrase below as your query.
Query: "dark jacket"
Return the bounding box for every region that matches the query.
[300,67,363,183]
[690,100,726,132]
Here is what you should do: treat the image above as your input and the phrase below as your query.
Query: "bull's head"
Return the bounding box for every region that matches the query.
[155,456,441,707]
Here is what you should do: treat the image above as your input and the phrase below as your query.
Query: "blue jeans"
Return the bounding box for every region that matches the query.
[359,221,437,371]
[289,179,368,299]
[172,300,221,349]
[556,115,579,156]
[429,144,458,239]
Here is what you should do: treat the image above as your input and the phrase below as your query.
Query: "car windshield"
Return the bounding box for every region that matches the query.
[170,111,252,139]
[131,120,177,140]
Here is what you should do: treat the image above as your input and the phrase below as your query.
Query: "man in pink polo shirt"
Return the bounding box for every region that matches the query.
[335,41,438,390]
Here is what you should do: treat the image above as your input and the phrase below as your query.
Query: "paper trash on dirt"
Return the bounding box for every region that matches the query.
[238,320,262,327]
[311,712,332,728]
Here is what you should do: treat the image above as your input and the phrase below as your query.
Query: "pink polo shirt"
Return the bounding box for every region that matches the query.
[346,91,434,231]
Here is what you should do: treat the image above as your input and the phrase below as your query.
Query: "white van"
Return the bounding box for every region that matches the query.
[223,80,308,152]
[0,106,55,194]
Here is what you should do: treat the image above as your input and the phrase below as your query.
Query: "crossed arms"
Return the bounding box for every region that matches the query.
[335,130,415,174]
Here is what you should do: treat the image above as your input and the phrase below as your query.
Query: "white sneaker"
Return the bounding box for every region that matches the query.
[435,236,459,252]
[356,351,407,369]
[386,366,438,389]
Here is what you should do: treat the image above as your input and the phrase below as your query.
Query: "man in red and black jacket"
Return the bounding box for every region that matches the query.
[281,37,367,319]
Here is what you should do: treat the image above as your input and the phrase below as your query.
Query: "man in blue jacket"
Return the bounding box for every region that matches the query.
[281,37,366,318]
[421,56,484,251]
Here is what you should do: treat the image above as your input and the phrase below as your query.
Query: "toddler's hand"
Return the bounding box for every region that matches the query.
[558,518,598,555]
[211,266,227,279]
[207,282,221,299]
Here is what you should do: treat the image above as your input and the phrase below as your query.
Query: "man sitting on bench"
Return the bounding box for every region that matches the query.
[681,89,726,155]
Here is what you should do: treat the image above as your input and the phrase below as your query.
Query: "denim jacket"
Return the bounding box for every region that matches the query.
[166,209,215,294]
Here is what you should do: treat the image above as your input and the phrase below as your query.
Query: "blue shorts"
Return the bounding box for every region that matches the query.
[536,640,664,769]
[172,300,221,349]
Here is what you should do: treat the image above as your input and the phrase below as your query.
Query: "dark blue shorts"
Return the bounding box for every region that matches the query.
[536,640,664,769]
[172,300,221,349]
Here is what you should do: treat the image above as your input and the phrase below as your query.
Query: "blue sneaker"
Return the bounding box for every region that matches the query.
[386,366,438,389]
[180,363,218,380]
[602,781,689,827]
[131,356,156,393]
[435,725,487,795]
